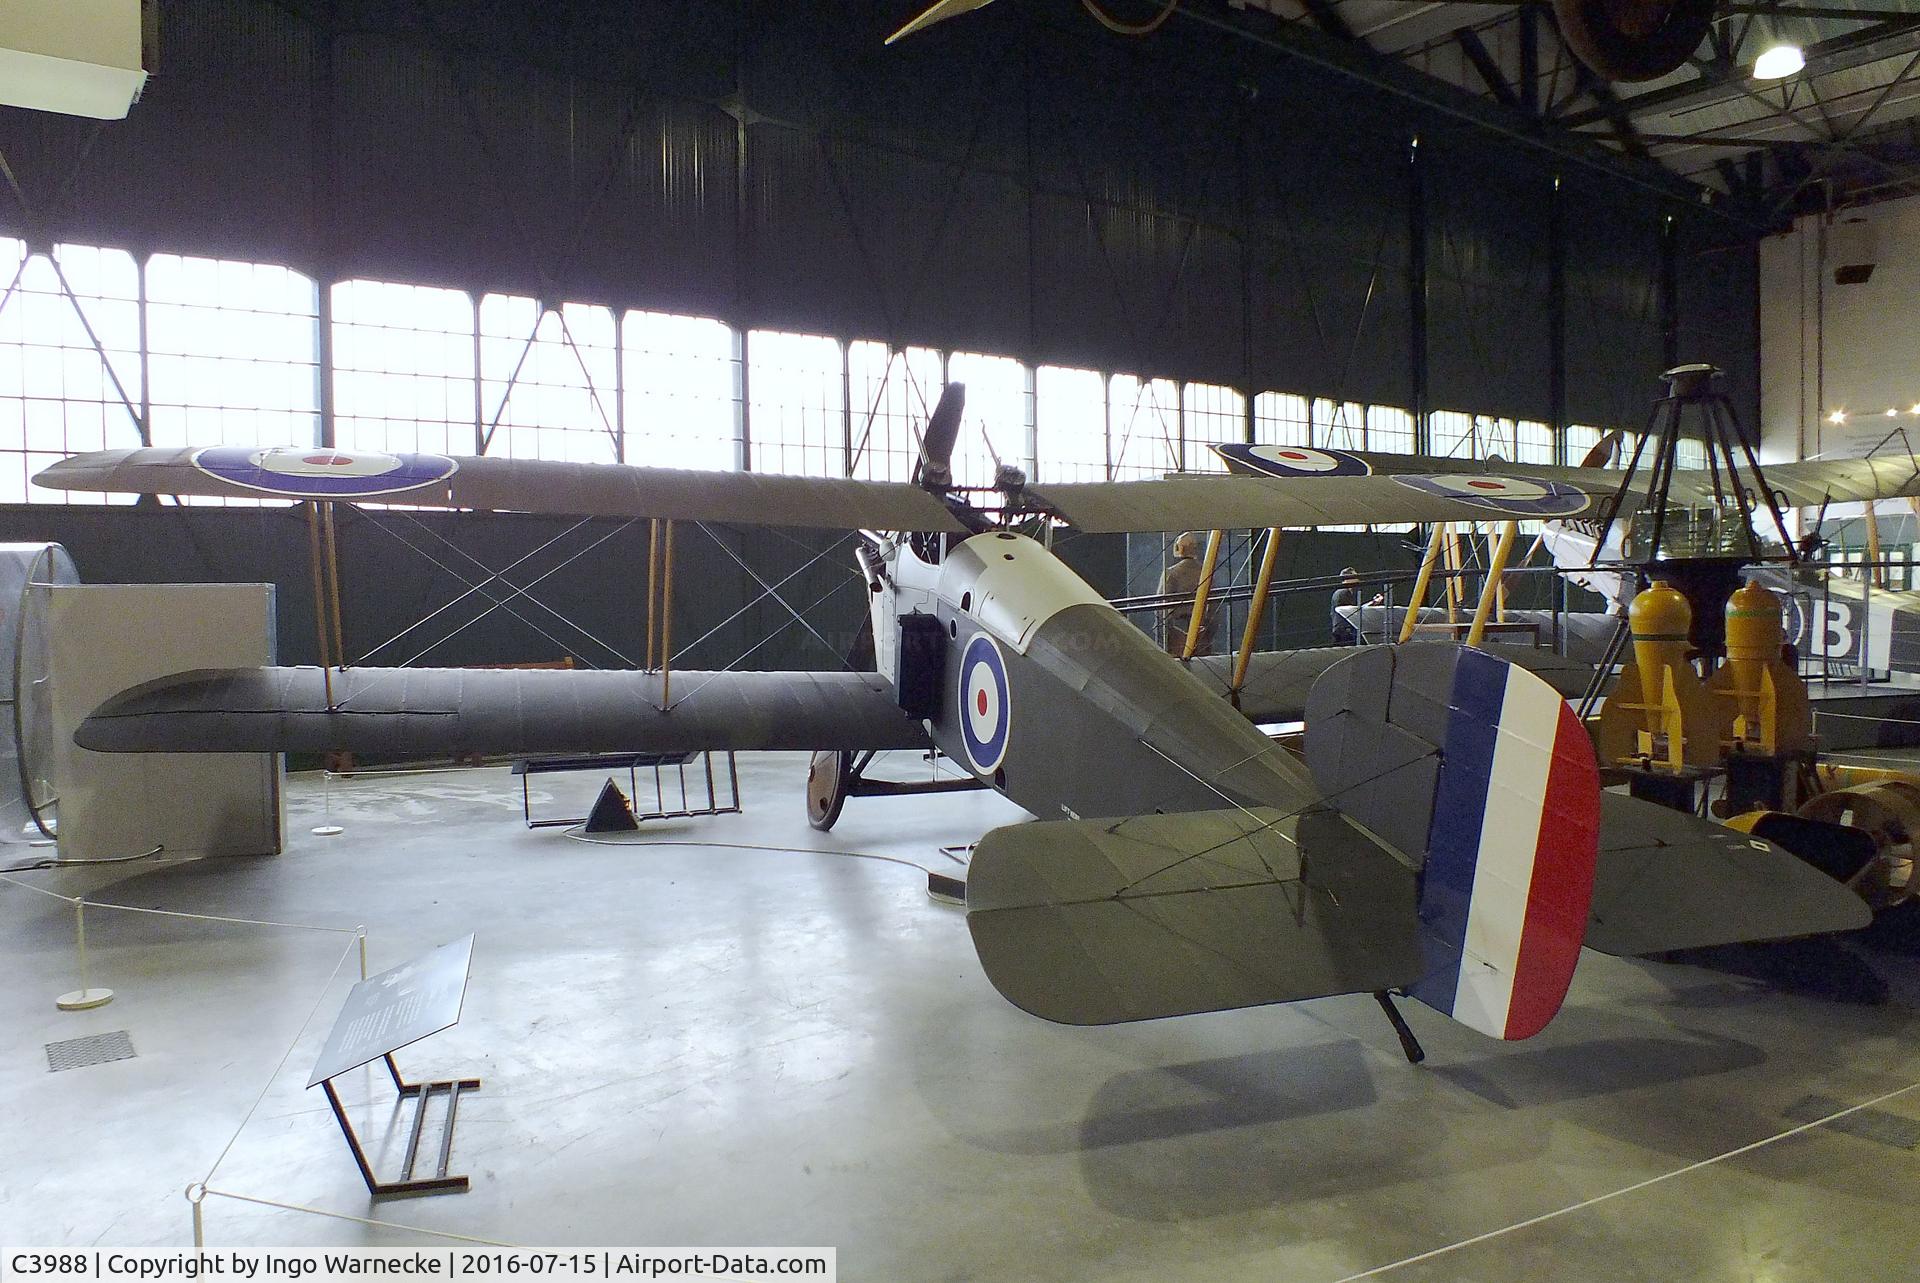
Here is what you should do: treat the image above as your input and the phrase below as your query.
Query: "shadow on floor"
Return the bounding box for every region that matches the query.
[1433,1028,1766,1111]
[964,1039,1380,1159]
[1069,1041,1549,1221]
[1649,936,1891,1005]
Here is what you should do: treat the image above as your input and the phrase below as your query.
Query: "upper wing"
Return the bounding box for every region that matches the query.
[1026,472,1623,533]
[34,448,969,533]
[1284,446,1920,511]
[75,666,932,756]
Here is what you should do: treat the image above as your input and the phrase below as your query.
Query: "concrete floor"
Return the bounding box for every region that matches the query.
[2,752,1918,1280]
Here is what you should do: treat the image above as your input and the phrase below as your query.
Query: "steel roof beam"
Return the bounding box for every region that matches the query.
[1173,2,1717,212]
[1454,24,1522,111]
[1558,16,1920,129]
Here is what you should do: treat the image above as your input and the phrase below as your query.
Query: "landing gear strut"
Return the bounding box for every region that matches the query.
[804,748,989,832]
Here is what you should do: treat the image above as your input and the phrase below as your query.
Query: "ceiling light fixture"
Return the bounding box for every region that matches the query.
[1829,410,1847,424]
[1754,43,1806,80]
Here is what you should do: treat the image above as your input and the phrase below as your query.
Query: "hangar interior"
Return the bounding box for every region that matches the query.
[3,0,1920,1275]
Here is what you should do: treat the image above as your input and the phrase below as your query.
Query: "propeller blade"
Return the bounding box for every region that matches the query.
[915,382,966,489]
[885,0,999,45]
[1580,430,1624,469]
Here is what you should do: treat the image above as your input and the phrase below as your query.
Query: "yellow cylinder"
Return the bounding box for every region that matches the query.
[1724,581,1783,665]
[1724,580,1783,730]
[1629,581,1692,718]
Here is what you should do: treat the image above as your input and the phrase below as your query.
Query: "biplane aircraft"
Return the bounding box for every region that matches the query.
[1218,439,1920,676]
[32,386,1882,1055]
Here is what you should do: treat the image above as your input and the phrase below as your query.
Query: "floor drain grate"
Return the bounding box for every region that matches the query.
[1784,1094,1920,1150]
[45,1030,136,1073]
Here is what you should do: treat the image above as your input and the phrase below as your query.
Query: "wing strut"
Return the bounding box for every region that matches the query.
[1399,522,1449,644]
[1228,528,1283,703]
[1464,520,1520,648]
[303,500,349,711]
[659,520,676,708]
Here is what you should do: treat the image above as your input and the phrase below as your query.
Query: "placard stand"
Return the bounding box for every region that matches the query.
[307,934,480,1200]
[319,1052,482,1198]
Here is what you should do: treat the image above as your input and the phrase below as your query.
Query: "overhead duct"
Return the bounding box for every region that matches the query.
[0,0,148,120]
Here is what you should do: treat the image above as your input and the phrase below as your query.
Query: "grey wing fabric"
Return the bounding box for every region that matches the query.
[1341,448,1920,510]
[76,666,932,756]
[1025,474,1627,533]
[33,449,968,533]
[1188,643,1598,726]
[965,807,1426,1025]
[1584,792,1871,954]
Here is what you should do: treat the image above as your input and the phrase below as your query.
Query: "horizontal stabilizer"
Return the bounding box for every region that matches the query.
[1585,793,1871,954]
[965,807,1426,1025]
[77,666,932,757]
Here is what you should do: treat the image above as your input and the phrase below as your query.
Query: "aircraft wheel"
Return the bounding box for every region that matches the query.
[806,749,852,831]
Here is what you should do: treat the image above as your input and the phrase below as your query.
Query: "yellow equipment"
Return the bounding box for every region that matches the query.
[1597,581,1727,770]
[1704,580,1812,755]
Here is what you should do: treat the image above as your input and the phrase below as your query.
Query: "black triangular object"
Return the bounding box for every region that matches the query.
[584,779,640,833]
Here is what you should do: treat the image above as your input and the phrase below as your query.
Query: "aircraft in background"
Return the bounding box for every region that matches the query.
[1217,440,1920,678]
[33,393,1881,1056]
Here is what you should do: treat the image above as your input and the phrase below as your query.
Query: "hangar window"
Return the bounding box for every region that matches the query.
[623,310,737,472]
[1566,423,1612,465]
[849,341,944,483]
[946,351,1026,489]
[147,255,320,459]
[1034,365,1106,482]
[332,280,478,458]
[1109,374,1179,480]
[0,239,143,504]
[1366,405,1416,456]
[746,329,845,476]
[1181,382,1244,472]
[1674,436,1709,471]
[1427,410,1481,458]
[1253,392,1312,447]
[1513,419,1555,465]
[1432,415,1554,465]
[1313,399,1368,451]
[479,295,619,464]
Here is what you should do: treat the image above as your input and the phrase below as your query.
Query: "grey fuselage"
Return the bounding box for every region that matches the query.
[873,531,1318,822]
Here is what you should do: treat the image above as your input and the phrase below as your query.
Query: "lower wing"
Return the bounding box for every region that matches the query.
[75,666,932,756]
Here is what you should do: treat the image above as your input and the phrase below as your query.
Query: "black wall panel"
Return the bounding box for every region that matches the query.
[1675,213,1762,438]
[0,0,1759,432]
[1424,130,1554,422]
[1242,81,1412,407]
[1562,174,1666,429]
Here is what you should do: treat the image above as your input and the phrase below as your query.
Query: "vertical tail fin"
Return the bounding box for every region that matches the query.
[1306,644,1601,1040]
